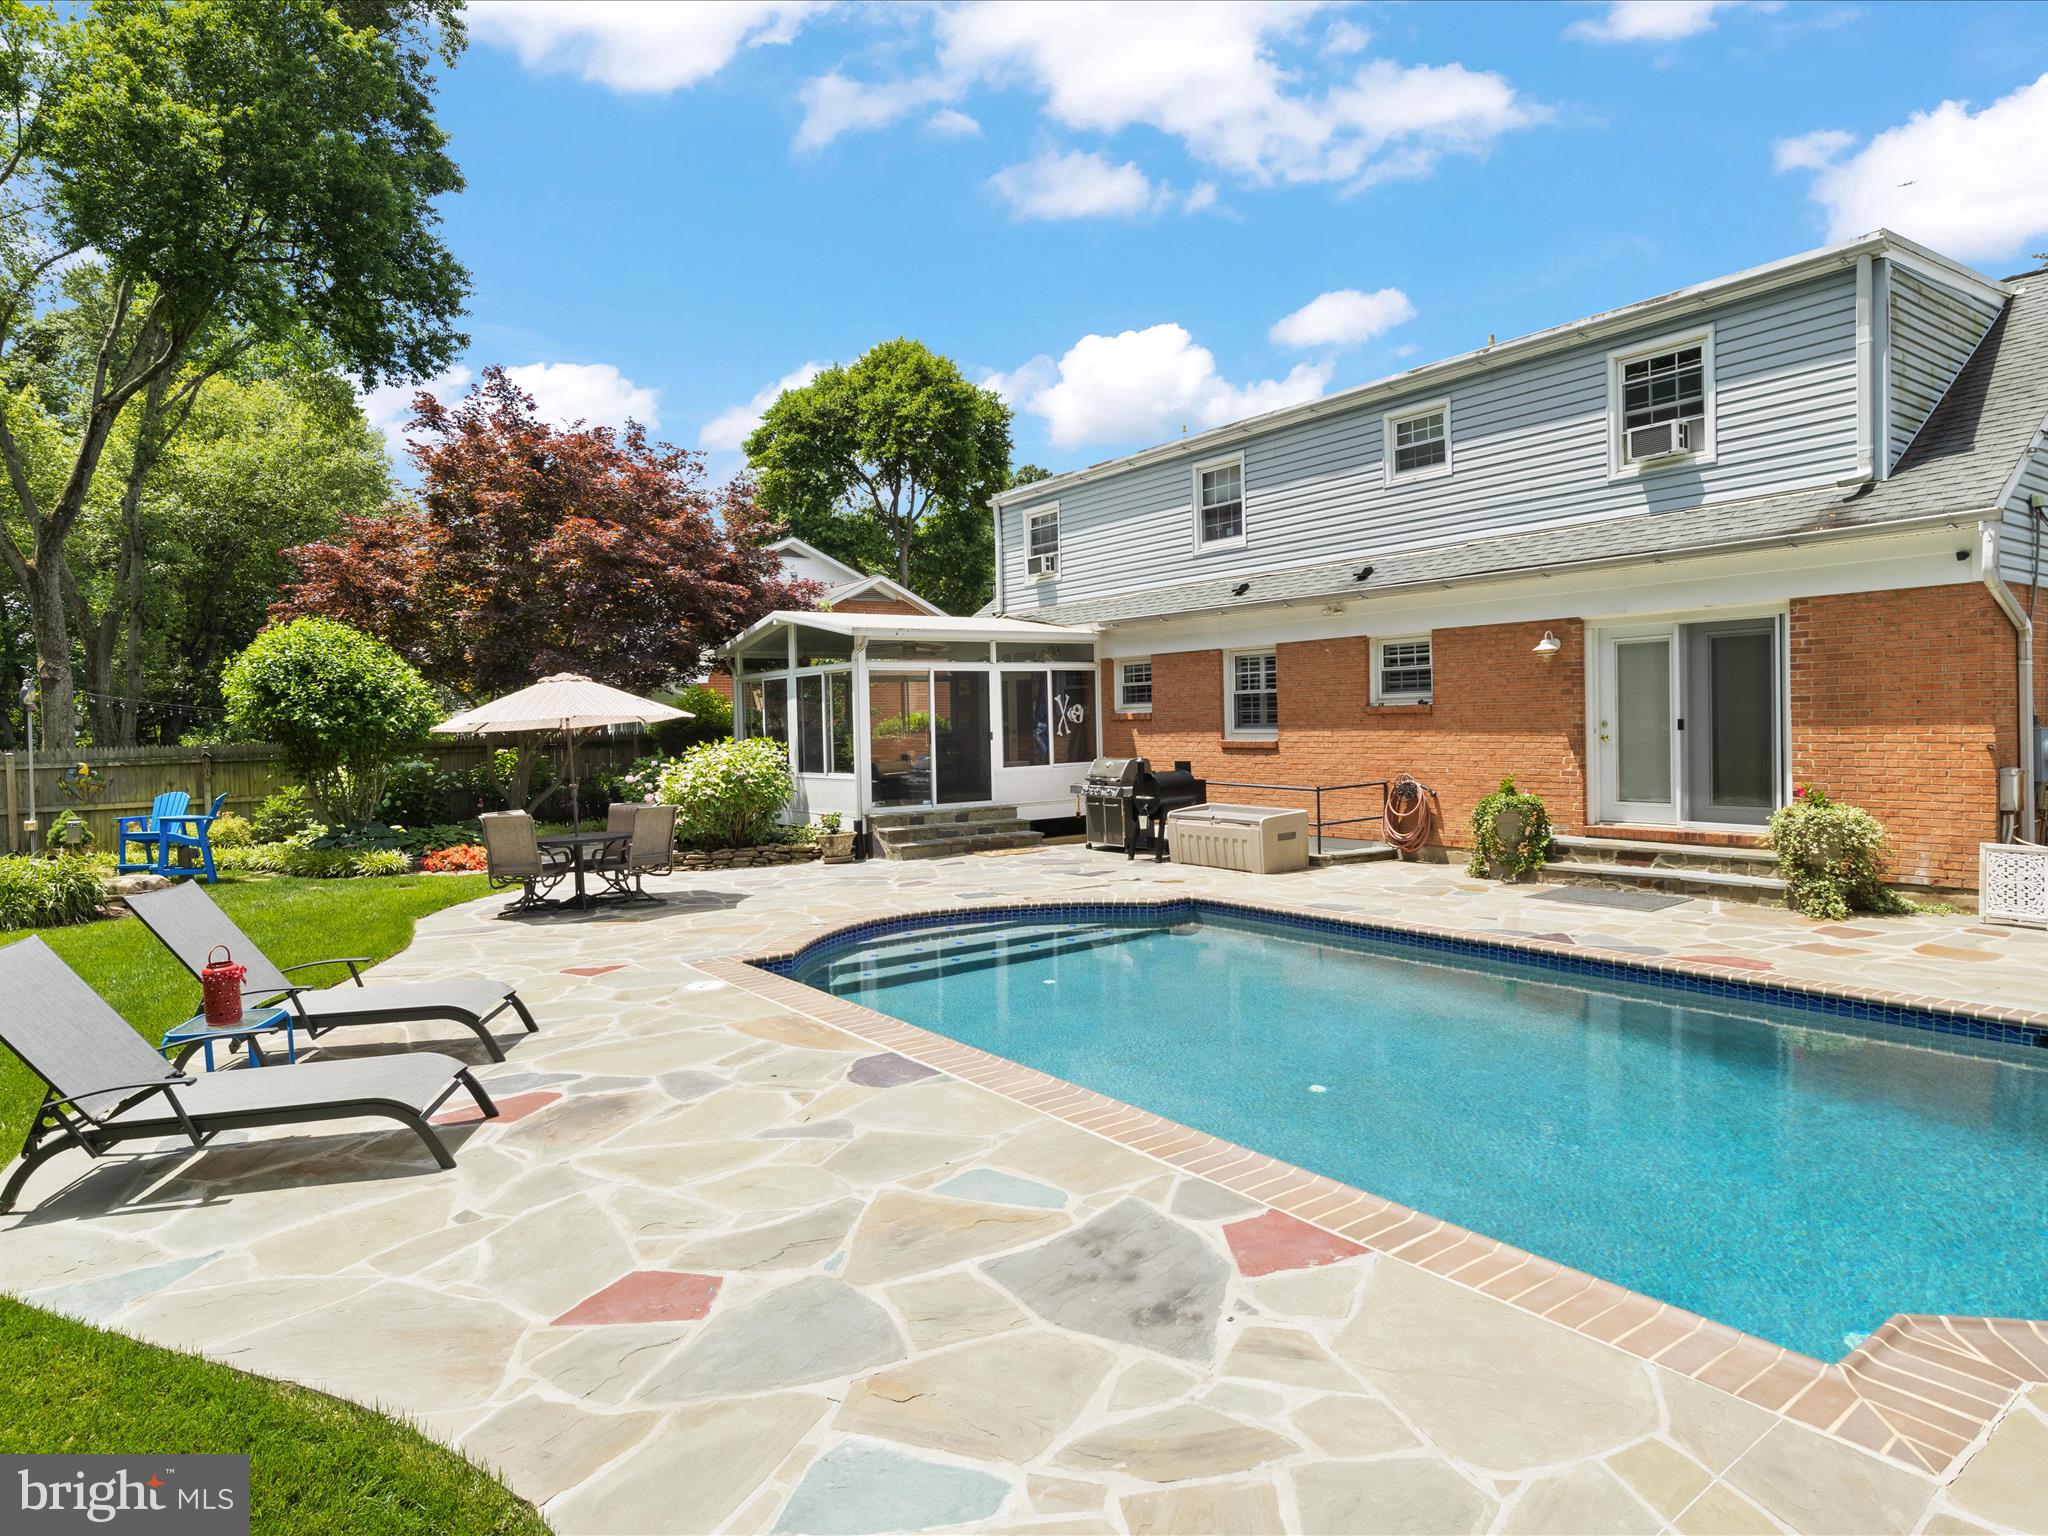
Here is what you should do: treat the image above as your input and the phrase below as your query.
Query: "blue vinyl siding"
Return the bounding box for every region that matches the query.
[1002,270,1862,613]
[1887,266,2001,472]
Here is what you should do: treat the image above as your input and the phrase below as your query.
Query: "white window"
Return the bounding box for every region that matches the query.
[1608,328,1715,474]
[1025,505,1060,578]
[1194,456,1245,550]
[1383,401,1452,484]
[1116,658,1153,712]
[1372,636,1433,704]
[1225,649,1277,738]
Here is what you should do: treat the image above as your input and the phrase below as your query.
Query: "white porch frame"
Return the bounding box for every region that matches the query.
[721,611,1101,829]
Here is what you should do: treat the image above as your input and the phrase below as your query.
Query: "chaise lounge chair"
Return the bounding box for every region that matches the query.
[0,937,496,1213]
[125,882,539,1064]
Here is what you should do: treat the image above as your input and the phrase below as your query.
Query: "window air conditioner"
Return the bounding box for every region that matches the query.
[1027,550,1059,579]
[1625,418,1695,462]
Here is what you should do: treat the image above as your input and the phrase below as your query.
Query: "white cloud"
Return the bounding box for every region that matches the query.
[359,366,470,462]
[997,323,1334,448]
[470,0,819,93]
[701,362,826,453]
[1566,2,1742,43]
[503,362,662,434]
[1772,128,1854,173]
[796,71,951,151]
[1270,287,1417,349]
[926,107,983,138]
[990,149,1163,220]
[1323,18,1371,55]
[1775,73,2048,260]
[797,3,1539,192]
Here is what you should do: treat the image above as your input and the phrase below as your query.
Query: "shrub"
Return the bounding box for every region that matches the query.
[379,759,460,826]
[649,684,734,755]
[656,737,793,849]
[0,856,102,929]
[278,843,408,878]
[421,843,487,872]
[1767,786,1911,920]
[250,786,317,843]
[208,812,255,849]
[1466,778,1553,881]
[466,747,554,812]
[222,618,442,828]
[45,809,94,853]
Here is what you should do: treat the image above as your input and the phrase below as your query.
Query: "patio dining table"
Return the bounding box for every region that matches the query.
[536,829,630,912]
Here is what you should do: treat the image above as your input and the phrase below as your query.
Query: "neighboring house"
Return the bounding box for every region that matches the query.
[988,230,2048,892]
[703,537,945,701]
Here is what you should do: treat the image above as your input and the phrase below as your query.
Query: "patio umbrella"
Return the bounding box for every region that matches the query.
[431,673,689,831]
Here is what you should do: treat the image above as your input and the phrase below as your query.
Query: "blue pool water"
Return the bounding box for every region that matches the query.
[787,905,2048,1360]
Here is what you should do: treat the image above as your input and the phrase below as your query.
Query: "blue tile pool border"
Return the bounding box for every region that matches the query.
[751,895,2048,1057]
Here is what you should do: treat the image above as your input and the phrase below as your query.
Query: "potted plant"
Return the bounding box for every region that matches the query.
[816,811,856,864]
[1466,777,1552,882]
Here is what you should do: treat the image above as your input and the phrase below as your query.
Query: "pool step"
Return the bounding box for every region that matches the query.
[869,808,1045,862]
[808,919,1154,988]
[1538,837,1788,904]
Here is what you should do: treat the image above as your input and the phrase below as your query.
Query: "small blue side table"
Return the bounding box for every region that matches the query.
[159,1005,297,1072]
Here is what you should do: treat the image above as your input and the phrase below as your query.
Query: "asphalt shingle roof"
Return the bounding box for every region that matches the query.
[1019,272,2048,630]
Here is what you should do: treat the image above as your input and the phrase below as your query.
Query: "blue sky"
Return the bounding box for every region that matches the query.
[365,1,2048,481]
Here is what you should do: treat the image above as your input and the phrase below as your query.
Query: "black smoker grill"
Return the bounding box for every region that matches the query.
[1082,756,1207,860]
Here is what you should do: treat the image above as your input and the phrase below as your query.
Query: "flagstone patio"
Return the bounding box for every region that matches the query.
[4,847,2046,1535]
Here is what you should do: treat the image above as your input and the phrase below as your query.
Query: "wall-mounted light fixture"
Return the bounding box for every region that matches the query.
[1532,630,1561,657]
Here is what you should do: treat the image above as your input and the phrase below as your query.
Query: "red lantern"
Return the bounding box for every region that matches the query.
[201,945,247,1027]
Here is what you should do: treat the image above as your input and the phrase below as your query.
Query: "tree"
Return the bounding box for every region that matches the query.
[0,0,469,749]
[744,339,1012,613]
[221,616,439,826]
[274,367,818,801]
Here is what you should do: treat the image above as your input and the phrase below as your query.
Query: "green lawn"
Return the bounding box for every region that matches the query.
[0,1296,548,1535]
[0,872,546,1536]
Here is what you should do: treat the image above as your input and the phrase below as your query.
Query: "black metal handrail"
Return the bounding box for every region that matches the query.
[1199,778,1389,854]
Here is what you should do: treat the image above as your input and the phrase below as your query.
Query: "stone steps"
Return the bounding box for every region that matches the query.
[868,807,1045,861]
[1538,834,1787,903]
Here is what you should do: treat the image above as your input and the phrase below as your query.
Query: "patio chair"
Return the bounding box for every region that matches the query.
[125,882,540,1064]
[0,937,496,1213]
[597,802,677,904]
[158,791,228,883]
[480,810,572,916]
[116,790,190,876]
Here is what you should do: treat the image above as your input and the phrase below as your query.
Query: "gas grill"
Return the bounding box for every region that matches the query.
[1082,756,1207,860]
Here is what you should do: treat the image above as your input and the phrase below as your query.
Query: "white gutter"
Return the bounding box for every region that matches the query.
[1982,521,2037,838]
[991,492,1006,615]
[1851,255,1875,484]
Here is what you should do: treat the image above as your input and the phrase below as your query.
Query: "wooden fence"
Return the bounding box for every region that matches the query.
[1,736,652,854]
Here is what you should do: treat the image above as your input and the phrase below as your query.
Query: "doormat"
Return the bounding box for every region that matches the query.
[1527,885,1690,912]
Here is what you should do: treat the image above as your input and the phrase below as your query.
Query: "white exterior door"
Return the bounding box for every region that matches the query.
[1597,626,1680,824]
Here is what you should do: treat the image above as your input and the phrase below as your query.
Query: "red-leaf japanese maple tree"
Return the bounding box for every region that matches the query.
[277,366,818,706]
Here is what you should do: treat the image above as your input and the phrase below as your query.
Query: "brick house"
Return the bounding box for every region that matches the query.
[984,232,2048,893]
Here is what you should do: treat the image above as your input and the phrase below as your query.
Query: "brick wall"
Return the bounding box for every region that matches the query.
[1100,620,1588,851]
[1789,583,2021,889]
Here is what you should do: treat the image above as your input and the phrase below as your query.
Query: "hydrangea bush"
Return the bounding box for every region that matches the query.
[656,737,793,849]
[1766,786,1911,920]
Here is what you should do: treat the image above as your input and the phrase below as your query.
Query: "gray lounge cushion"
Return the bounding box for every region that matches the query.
[103,1051,469,1131]
[292,978,514,1027]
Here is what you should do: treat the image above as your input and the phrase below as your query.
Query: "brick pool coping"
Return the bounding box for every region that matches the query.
[707,893,2048,1480]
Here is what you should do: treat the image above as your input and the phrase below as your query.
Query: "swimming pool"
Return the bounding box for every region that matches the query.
[780,902,2048,1361]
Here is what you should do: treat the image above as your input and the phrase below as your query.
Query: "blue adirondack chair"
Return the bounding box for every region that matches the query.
[158,792,228,883]
[116,791,189,876]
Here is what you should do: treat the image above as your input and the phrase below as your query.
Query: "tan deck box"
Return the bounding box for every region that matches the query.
[1166,803,1310,874]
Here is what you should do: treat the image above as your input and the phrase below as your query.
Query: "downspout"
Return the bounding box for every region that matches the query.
[1981,521,2036,841]
[1844,255,1877,489]
[990,496,1006,615]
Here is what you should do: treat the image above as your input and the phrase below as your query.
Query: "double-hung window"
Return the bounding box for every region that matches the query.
[1372,636,1433,705]
[1384,401,1451,484]
[1116,658,1153,713]
[1226,649,1278,738]
[1610,330,1713,471]
[1195,457,1245,549]
[1025,505,1060,578]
